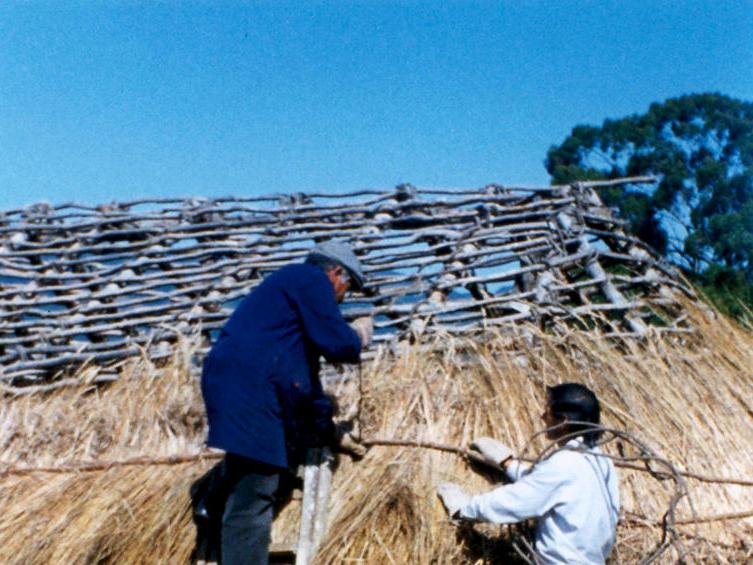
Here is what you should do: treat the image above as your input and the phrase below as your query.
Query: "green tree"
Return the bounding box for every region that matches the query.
[546,94,753,315]
[546,93,753,316]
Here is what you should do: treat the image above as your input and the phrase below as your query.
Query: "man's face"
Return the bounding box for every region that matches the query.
[326,266,351,303]
[542,404,566,441]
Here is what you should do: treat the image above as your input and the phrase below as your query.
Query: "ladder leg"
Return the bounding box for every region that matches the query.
[295,448,322,565]
[311,447,334,551]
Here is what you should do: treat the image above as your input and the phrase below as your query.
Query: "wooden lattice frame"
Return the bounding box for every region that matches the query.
[0,177,692,387]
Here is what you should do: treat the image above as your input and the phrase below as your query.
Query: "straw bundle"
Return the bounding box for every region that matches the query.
[1,301,752,564]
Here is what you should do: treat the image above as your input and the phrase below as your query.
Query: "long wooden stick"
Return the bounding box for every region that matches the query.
[3,436,751,528]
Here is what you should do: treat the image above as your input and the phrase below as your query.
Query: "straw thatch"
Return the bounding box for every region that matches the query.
[1,300,752,564]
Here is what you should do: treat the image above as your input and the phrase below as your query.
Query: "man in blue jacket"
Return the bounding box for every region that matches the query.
[200,241,372,564]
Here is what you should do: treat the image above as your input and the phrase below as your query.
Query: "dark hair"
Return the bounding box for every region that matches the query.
[305,253,341,273]
[546,383,602,446]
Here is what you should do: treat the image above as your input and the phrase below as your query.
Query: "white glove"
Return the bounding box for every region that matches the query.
[469,436,514,469]
[338,431,367,458]
[436,482,471,518]
[334,423,368,458]
[350,316,373,348]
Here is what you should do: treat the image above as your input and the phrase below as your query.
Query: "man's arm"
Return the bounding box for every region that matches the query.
[293,270,362,363]
[306,379,336,446]
[504,459,532,481]
[459,457,564,524]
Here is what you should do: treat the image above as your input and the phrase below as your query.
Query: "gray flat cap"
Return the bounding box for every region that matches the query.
[309,241,366,290]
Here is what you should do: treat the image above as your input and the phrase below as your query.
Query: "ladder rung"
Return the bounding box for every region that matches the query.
[269,542,297,558]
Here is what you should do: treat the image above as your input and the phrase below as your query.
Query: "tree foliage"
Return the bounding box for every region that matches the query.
[546,93,753,290]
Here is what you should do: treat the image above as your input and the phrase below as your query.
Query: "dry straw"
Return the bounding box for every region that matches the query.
[1,301,752,564]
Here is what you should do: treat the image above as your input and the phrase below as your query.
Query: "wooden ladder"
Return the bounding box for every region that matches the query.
[195,448,335,565]
[270,447,335,565]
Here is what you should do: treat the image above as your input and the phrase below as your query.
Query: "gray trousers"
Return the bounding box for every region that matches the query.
[221,455,282,565]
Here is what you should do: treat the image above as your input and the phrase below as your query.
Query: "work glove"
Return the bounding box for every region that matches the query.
[436,482,471,518]
[333,422,368,459]
[350,316,374,348]
[469,436,514,470]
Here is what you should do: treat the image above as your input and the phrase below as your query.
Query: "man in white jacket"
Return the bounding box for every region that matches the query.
[437,383,620,565]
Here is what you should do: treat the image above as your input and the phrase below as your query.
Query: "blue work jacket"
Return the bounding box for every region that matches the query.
[201,263,362,469]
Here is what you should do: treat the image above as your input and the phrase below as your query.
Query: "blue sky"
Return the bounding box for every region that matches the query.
[1,1,752,210]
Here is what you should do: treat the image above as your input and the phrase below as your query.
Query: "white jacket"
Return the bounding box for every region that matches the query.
[459,438,620,565]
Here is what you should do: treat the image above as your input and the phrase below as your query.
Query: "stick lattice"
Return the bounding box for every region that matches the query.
[0,177,692,387]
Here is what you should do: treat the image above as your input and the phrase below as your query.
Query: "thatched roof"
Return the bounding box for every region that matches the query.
[1,184,752,563]
[1,302,752,563]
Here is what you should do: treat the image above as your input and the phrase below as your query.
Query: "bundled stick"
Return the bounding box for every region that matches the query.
[1,178,694,388]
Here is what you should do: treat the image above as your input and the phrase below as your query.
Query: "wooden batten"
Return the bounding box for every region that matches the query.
[0,177,692,390]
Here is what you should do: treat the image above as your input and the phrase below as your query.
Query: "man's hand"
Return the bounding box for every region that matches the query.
[350,317,373,348]
[469,436,514,470]
[333,422,368,458]
[436,482,470,518]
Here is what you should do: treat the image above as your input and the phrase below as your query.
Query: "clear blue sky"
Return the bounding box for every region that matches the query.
[2,1,752,210]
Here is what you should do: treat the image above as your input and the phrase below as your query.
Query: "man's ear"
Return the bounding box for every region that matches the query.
[325,265,343,287]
